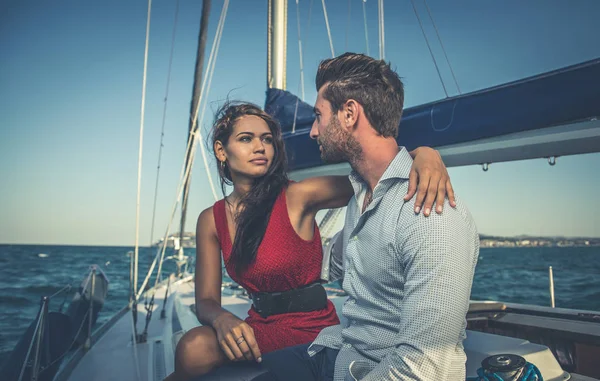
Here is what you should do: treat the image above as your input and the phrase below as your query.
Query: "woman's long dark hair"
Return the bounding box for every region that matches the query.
[211,102,289,275]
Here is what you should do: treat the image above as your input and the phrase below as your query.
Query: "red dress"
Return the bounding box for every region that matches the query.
[212,187,340,353]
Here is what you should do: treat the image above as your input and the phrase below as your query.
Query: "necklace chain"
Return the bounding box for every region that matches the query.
[226,197,240,220]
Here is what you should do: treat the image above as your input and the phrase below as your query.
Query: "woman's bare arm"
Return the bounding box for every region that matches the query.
[194,208,262,362]
[287,176,354,216]
[194,207,229,325]
[405,147,456,216]
[287,146,456,218]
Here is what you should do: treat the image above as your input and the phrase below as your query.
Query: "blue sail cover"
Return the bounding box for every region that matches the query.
[265,58,600,171]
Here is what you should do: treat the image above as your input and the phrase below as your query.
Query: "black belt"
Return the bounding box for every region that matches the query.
[250,283,328,318]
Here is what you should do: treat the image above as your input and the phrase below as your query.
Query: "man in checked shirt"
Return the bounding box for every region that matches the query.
[252,53,480,381]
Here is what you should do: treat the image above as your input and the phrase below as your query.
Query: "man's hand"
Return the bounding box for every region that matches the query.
[405,147,456,216]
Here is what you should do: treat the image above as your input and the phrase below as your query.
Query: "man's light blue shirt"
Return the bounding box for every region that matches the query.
[314,147,480,381]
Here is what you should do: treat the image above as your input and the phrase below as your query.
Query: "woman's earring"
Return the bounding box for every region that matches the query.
[220,160,225,170]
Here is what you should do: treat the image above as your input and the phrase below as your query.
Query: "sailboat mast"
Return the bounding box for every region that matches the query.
[179,0,211,255]
[268,0,287,90]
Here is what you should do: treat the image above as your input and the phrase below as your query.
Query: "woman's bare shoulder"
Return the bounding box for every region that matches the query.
[197,205,217,235]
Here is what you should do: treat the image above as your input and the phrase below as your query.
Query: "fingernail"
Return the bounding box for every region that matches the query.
[437,205,442,213]
[257,357,262,363]
[414,206,420,214]
[424,208,430,216]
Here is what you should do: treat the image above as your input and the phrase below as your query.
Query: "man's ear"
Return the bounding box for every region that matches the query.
[342,99,360,131]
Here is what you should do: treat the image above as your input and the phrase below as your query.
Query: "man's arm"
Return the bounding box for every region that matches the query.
[321,230,344,283]
[356,203,479,380]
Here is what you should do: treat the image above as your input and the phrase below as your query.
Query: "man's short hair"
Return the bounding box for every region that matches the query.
[315,52,404,138]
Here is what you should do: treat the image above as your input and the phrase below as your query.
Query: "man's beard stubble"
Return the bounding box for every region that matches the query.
[319,115,363,165]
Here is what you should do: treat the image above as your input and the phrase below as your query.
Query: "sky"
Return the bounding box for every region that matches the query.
[1,0,599,246]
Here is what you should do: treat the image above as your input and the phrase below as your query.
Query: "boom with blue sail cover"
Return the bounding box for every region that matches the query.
[267,58,600,170]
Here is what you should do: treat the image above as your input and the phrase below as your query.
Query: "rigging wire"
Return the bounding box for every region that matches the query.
[301,0,316,86]
[149,0,180,247]
[345,0,352,51]
[17,301,44,381]
[267,0,272,88]
[298,0,314,70]
[192,0,229,203]
[306,0,315,51]
[362,0,370,56]
[130,310,141,381]
[292,0,307,134]
[132,0,154,306]
[409,0,449,97]
[130,6,155,375]
[378,0,385,59]
[321,0,335,57]
[295,0,306,101]
[422,0,461,94]
[136,127,196,300]
[292,0,316,133]
[136,0,230,301]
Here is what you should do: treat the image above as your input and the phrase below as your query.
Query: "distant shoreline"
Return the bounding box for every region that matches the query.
[478,234,600,248]
[155,233,600,249]
[2,234,599,248]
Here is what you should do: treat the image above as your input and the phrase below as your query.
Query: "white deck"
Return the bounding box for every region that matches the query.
[59,276,180,381]
[57,277,597,381]
[58,276,254,381]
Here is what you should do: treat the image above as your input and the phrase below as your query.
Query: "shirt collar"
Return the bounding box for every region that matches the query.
[348,146,413,196]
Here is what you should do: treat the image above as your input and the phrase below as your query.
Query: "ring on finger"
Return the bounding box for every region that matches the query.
[236,336,245,345]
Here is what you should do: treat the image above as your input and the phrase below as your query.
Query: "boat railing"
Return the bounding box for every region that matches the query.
[83,267,96,350]
[14,268,100,381]
[17,295,49,381]
[548,266,556,308]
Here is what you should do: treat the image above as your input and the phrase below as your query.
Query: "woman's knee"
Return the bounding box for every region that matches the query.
[175,327,222,376]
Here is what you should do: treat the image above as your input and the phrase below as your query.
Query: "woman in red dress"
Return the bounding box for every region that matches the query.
[167,103,455,380]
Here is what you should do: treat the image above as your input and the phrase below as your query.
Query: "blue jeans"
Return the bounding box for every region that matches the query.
[251,344,340,381]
